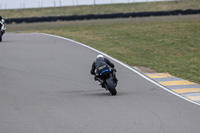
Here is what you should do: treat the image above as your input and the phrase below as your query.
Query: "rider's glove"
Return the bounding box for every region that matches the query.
[113,68,117,72]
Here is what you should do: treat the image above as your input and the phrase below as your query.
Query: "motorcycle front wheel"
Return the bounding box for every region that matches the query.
[0,32,2,42]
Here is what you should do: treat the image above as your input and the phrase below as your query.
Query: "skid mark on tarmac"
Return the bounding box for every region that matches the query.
[145,73,200,104]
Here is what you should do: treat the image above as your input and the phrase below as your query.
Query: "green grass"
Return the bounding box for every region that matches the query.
[1,0,200,18]
[7,15,200,83]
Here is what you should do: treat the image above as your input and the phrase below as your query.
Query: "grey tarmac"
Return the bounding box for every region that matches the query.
[0,33,200,133]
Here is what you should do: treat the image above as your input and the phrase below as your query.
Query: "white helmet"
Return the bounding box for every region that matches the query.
[96,54,104,59]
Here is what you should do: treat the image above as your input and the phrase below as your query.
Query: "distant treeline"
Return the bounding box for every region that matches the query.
[5,9,200,24]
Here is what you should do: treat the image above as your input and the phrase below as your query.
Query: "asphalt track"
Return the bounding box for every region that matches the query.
[0,33,200,133]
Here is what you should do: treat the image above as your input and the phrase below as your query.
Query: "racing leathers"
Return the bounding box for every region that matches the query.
[90,57,117,87]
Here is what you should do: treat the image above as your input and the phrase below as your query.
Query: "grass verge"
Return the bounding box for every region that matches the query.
[6,15,200,83]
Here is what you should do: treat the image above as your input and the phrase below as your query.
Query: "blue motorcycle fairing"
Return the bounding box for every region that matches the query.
[100,69,111,76]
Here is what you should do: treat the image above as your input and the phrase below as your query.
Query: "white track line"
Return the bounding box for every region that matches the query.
[33,33,200,106]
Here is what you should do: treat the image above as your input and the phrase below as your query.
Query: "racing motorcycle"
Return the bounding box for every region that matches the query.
[0,21,6,42]
[95,66,117,95]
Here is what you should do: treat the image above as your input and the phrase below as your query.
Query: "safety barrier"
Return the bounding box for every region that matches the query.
[5,9,200,24]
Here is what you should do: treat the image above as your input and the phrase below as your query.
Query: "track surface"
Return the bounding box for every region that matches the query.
[0,33,200,133]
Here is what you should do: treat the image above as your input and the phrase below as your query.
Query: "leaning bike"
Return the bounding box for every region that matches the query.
[95,66,117,95]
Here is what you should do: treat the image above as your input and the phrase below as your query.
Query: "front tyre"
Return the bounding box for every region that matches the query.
[106,78,117,95]
[0,32,2,42]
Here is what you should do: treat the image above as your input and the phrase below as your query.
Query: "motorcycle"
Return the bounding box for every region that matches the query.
[95,66,118,95]
[0,23,6,42]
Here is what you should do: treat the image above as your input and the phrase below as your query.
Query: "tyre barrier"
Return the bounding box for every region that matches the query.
[5,9,200,24]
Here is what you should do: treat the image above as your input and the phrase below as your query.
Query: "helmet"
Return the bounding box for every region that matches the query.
[96,54,104,59]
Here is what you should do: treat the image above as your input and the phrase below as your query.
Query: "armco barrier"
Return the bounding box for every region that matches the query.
[5,9,200,24]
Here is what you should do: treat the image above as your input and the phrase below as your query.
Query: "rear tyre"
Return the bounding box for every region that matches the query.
[106,78,117,95]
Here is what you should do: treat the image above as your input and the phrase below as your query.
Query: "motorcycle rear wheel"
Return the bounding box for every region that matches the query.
[106,78,117,95]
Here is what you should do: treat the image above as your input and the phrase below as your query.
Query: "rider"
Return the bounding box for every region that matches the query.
[90,54,118,87]
[0,16,6,35]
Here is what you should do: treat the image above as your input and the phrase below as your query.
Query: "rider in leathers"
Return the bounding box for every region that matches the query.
[0,16,6,35]
[90,54,118,87]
